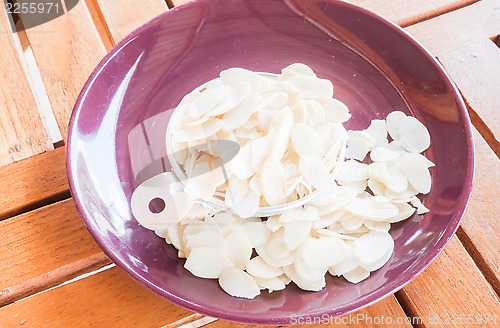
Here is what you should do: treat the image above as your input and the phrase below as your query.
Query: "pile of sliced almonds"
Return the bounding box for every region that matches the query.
[168,63,350,218]
[151,105,434,299]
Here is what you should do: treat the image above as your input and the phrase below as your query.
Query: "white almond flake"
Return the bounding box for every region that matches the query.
[291,123,324,158]
[336,160,369,182]
[398,153,432,194]
[279,206,319,223]
[328,246,358,276]
[231,189,260,218]
[370,147,399,162]
[222,94,261,132]
[410,196,430,214]
[185,230,228,254]
[341,216,364,231]
[185,247,233,279]
[270,107,294,161]
[256,109,278,132]
[279,63,317,80]
[219,268,261,299]
[299,155,337,194]
[261,157,288,206]
[345,136,371,161]
[283,264,326,291]
[225,230,252,269]
[174,118,224,142]
[251,129,275,173]
[352,231,394,269]
[284,220,312,250]
[386,111,407,141]
[220,68,262,92]
[390,201,416,223]
[365,119,388,147]
[298,237,348,268]
[316,97,351,123]
[246,256,284,279]
[287,74,334,99]
[225,177,249,207]
[368,178,385,195]
[294,256,328,281]
[266,215,282,232]
[363,220,390,232]
[253,276,286,292]
[398,116,431,153]
[240,221,271,247]
[191,85,230,117]
[230,142,254,179]
[343,267,370,284]
[344,198,399,221]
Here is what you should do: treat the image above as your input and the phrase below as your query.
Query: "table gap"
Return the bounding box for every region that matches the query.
[0,188,70,222]
[0,253,112,307]
[165,0,175,9]
[84,0,115,51]
[492,35,500,48]
[393,292,423,328]
[456,227,500,297]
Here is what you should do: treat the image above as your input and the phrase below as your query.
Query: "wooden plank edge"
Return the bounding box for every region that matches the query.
[448,77,500,159]
[456,227,500,297]
[398,0,479,27]
[0,252,112,307]
[83,0,115,50]
[0,188,71,221]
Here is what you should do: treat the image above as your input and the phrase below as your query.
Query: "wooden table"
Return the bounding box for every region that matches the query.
[0,0,499,327]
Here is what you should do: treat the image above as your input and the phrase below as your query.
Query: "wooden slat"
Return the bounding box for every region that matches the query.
[351,0,478,27]
[93,0,168,44]
[438,39,500,156]
[0,146,68,220]
[0,1,53,166]
[0,199,108,305]
[405,0,500,56]
[455,129,500,295]
[0,267,194,328]
[397,235,500,327]
[206,295,412,327]
[18,0,107,140]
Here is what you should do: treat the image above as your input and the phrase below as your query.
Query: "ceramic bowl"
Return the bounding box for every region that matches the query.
[67,0,474,324]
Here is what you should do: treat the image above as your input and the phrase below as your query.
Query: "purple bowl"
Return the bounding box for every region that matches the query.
[67,0,474,324]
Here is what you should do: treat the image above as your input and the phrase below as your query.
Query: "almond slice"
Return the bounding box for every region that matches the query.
[246,256,284,279]
[185,247,233,279]
[219,268,260,299]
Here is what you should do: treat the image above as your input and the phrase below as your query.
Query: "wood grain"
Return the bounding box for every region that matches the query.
[0,199,104,301]
[205,295,412,327]
[455,129,500,295]
[0,0,53,166]
[405,0,500,56]
[93,0,168,44]
[351,0,478,27]
[0,146,68,220]
[18,0,107,140]
[0,267,194,328]
[396,235,500,328]
[438,39,500,157]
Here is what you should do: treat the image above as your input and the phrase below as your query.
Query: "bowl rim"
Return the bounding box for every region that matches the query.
[66,0,475,324]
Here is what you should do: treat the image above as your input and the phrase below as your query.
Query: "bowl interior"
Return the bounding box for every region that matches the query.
[67,0,473,324]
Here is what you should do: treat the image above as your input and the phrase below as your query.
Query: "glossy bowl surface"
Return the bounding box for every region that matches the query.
[67,0,474,324]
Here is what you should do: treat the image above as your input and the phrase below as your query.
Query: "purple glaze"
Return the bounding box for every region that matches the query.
[67,0,474,324]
